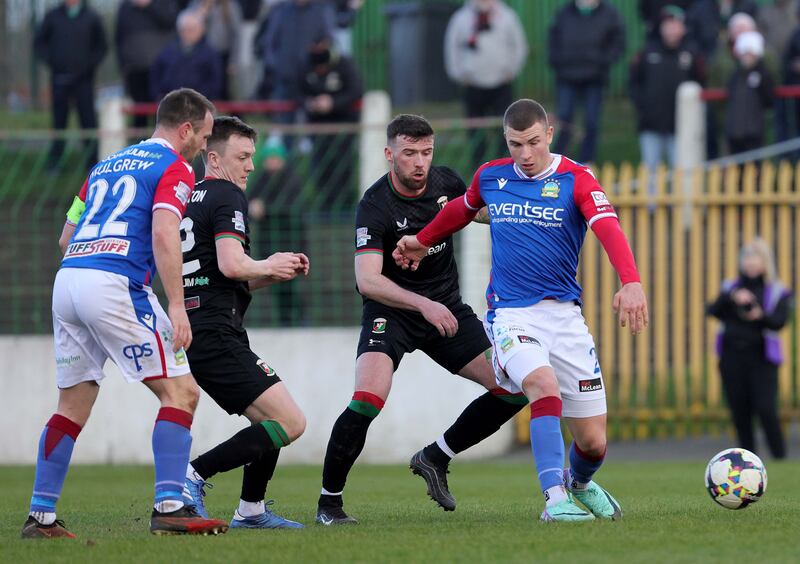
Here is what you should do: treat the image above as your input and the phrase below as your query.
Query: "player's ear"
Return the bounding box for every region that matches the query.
[384,145,393,165]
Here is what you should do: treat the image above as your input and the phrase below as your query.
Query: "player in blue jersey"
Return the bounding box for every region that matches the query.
[395,99,648,523]
[21,88,230,539]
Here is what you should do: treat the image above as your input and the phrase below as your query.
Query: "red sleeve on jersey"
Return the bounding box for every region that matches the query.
[153,159,195,219]
[464,162,492,210]
[417,195,477,247]
[591,217,641,285]
[78,178,88,201]
[572,168,618,226]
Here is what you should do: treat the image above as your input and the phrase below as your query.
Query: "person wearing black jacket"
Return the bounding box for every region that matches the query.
[629,6,705,194]
[725,31,774,154]
[298,38,363,209]
[707,239,792,459]
[547,0,625,164]
[115,0,180,127]
[34,0,107,172]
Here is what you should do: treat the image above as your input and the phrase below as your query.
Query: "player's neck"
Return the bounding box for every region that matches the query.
[389,170,426,198]
[150,128,181,153]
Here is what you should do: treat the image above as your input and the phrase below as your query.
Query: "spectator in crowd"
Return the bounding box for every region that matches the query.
[759,0,800,142]
[190,0,243,99]
[725,31,774,155]
[444,0,528,165]
[782,6,800,146]
[548,0,625,164]
[686,0,759,62]
[298,37,363,209]
[116,0,180,127]
[150,10,224,102]
[259,0,336,124]
[629,5,705,195]
[252,1,286,99]
[33,0,107,172]
[248,137,307,326]
[332,0,364,55]
[707,238,792,460]
[639,0,693,40]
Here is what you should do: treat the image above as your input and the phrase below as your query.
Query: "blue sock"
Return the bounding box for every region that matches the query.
[30,415,82,516]
[529,397,565,492]
[152,407,193,509]
[569,441,606,484]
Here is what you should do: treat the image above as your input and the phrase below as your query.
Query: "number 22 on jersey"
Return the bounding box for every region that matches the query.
[74,175,137,240]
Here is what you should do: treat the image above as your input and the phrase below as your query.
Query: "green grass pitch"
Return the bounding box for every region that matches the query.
[1,459,797,563]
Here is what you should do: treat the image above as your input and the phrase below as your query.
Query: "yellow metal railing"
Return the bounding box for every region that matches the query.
[515,161,800,442]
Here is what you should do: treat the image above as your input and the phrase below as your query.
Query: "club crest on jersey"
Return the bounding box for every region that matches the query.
[497,178,508,190]
[256,359,276,376]
[232,211,245,232]
[437,196,449,210]
[541,180,560,198]
[500,336,514,353]
[174,181,191,206]
[372,318,387,334]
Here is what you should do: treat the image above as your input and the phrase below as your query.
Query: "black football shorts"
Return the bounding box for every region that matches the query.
[188,327,281,415]
[356,299,490,373]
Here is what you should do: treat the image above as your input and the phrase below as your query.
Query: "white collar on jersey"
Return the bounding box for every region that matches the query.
[513,154,561,181]
[143,137,176,151]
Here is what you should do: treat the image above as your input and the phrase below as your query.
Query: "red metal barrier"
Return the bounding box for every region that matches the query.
[701,84,800,102]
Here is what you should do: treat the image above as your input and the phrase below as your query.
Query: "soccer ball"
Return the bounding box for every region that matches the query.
[704,448,767,509]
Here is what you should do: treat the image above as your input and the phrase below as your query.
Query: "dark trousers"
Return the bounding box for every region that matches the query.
[554,80,604,164]
[123,69,154,129]
[50,75,98,171]
[463,82,513,165]
[719,349,786,459]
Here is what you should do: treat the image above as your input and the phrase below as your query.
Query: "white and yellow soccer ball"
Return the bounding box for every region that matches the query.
[705,448,767,509]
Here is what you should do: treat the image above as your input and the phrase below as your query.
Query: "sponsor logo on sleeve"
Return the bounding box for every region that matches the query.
[232,210,245,232]
[356,227,370,248]
[174,181,191,206]
[517,335,541,346]
[591,191,610,208]
[372,318,387,333]
[579,378,603,392]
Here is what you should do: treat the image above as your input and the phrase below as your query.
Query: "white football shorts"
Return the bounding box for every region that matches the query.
[483,300,607,418]
[52,267,191,388]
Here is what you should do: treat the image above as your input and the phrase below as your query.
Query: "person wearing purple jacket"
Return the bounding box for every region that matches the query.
[707,238,792,460]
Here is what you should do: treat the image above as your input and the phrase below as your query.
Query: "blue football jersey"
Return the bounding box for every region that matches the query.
[464,155,618,309]
[62,139,194,285]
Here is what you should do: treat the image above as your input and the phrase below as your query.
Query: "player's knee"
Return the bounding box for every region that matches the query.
[283,410,306,443]
[170,379,200,413]
[576,435,607,458]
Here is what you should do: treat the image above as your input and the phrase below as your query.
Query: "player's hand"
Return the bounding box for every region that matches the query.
[264,252,305,281]
[393,235,430,271]
[168,302,192,352]
[613,281,648,335]
[419,299,458,337]
[731,288,756,306]
[292,252,310,276]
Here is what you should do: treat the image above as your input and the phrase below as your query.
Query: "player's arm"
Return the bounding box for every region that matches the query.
[394,167,486,270]
[472,206,490,224]
[355,252,457,337]
[215,236,307,285]
[59,182,88,254]
[575,170,648,334]
[153,209,192,351]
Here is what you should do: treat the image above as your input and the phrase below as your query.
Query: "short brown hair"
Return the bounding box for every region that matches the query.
[155,88,215,130]
[387,114,434,143]
[206,116,257,154]
[503,99,549,131]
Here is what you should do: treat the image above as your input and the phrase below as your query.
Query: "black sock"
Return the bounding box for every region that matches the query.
[241,449,280,502]
[192,423,275,480]
[320,407,375,502]
[436,390,527,457]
